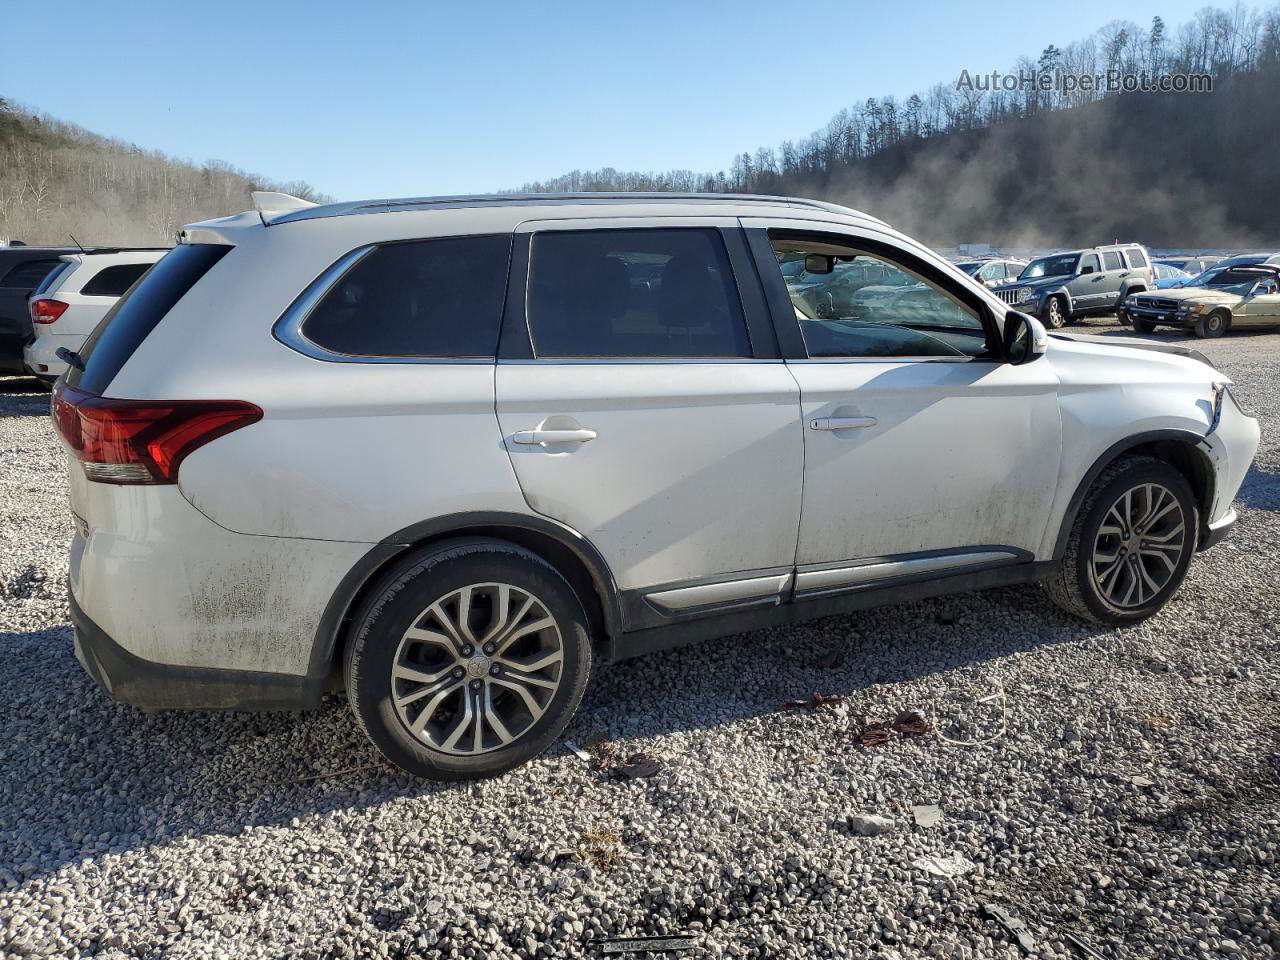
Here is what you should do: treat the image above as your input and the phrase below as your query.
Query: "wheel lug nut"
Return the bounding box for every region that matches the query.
[490,664,501,675]
[470,679,482,690]
[452,667,464,679]
[483,644,495,655]
[462,645,473,656]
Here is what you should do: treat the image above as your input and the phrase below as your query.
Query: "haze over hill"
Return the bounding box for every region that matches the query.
[518,4,1280,249]
[0,99,324,246]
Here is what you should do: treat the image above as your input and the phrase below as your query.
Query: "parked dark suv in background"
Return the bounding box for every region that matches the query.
[995,244,1153,328]
[0,245,82,375]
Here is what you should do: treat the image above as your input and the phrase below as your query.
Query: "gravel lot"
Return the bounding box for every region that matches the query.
[1,322,1277,960]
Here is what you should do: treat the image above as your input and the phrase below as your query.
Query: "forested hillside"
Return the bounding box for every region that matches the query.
[0,100,323,246]
[518,4,1280,247]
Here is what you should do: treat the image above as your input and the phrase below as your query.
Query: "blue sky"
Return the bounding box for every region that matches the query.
[3,0,1209,200]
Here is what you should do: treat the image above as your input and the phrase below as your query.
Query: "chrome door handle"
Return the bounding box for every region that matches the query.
[512,428,598,445]
[809,416,877,431]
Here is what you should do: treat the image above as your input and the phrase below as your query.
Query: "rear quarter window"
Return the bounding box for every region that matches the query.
[1,258,64,290]
[297,235,512,358]
[79,262,155,297]
[1125,248,1149,268]
[67,245,230,394]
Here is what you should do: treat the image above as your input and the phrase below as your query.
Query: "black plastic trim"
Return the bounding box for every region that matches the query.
[1199,512,1235,551]
[611,561,1056,661]
[1050,429,1213,560]
[305,511,623,686]
[70,591,316,712]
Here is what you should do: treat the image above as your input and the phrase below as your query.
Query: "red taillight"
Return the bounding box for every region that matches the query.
[52,382,262,485]
[31,298,69,324]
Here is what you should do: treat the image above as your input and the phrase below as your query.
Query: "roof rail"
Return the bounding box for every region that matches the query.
[266,192,882,226]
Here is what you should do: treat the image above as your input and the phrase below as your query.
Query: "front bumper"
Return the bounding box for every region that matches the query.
[70,590,320,712]
[1124,303,1197,327]
[1199,509,1237,551]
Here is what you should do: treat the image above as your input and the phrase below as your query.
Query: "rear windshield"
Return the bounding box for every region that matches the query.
[66,244,230,394]
[32,261,72,296]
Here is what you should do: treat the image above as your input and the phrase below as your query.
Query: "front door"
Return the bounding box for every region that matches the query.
[745,220,1063,595]
[495,219,804,607]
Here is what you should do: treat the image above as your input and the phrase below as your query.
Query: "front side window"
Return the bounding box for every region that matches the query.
[770,238,989,359]
[301,235,511,357]
[1079,254,1101,274]
[1102,251,1124,270]
[526,228,750,359]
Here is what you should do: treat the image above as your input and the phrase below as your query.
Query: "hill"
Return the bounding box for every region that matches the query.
[0,99,324,246]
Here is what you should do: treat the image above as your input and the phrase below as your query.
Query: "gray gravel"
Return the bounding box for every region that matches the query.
[1,324,1277,959]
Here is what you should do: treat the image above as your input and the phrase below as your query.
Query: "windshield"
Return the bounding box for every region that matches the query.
[1019,254,1079,280]
[1189,267,1274,293]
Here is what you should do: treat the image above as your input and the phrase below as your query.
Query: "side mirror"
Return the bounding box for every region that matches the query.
[1080,265,1095,275]
[804,253,835,275]
[1003,310,1048,364]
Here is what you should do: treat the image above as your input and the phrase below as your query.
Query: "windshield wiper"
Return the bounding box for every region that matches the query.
[55,347,85,371]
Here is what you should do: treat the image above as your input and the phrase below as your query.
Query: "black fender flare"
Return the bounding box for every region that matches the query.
[304,511,622,690]
[1050,429,1213,560]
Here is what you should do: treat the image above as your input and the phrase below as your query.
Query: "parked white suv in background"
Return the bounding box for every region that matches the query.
[53,192,1259,780]
[25,248,167,382]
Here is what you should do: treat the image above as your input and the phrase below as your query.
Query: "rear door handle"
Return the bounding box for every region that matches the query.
[512,428,598,445]
[809,416,877,431]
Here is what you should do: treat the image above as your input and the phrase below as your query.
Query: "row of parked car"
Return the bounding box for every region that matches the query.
[0,244,168,384]
[952,246,1280,339]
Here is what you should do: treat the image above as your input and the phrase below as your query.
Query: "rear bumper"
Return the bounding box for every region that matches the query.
[70,590,320,712]
[23,334,72,379]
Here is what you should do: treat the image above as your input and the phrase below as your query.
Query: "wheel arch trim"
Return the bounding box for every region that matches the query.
[1050,429,1214,560]
[305,511,622,690]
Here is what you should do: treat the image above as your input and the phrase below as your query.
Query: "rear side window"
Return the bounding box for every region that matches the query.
[300,235,511,357]
[1125,248,1148,268]
[1,258,63,290]
[1102,251,1124,270]
[80,262,153,297]
[67,245,229,394]
[526,228,751,358]
[32,261,72,296]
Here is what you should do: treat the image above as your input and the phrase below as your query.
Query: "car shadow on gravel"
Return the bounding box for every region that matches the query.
[0,378,53,417]
[0,586,1133,885]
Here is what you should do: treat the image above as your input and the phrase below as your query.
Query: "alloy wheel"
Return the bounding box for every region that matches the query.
[1089,482,1187,609]
[390,583,564,755]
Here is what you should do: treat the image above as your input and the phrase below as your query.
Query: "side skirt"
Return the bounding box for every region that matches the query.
[607,561,1057,662]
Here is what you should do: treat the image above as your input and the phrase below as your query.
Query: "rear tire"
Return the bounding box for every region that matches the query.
[1046,457,1198,625]
[1194,309,1228,339]
[345,538,592,780]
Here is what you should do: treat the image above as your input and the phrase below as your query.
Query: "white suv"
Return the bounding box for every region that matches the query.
[25,248,167,383]
[53,192,1259,780]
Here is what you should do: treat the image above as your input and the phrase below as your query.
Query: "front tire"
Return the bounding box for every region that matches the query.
[1194,309,1228,339]
[1131,317,1157,334]
[345,538,592,780]
[1046,457,1198,625]
[1042,296,1067,330]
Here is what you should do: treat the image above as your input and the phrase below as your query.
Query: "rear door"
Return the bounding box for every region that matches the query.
[1099,250,1127,308]
[494,219,804,611]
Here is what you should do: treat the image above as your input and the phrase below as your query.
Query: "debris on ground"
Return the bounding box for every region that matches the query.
[847,813,896,837]
[587,742,665,780]
[781,691,845,710]
[857,721,892,747]
[892,709,930,736]
[565,740,594,763]
[981,902,1036,954]
[1064,932,1108,958]
[911,803,942,828]
[911,853,976,877]
[578,829,624,872]
[590,934,698,954]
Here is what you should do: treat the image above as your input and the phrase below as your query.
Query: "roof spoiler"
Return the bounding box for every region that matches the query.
[252,191,319,225]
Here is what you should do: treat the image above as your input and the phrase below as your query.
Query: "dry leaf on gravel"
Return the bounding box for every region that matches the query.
[781,692,845,710]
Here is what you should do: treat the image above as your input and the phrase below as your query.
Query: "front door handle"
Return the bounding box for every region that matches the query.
[809,416,877,431]
[512,428,598,445]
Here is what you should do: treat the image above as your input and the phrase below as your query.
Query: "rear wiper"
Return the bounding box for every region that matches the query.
[55,346,85,371]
